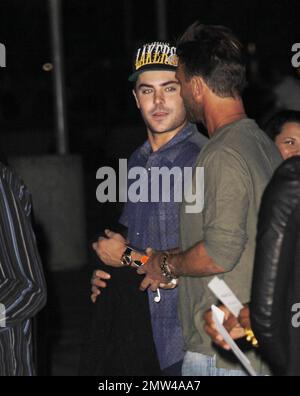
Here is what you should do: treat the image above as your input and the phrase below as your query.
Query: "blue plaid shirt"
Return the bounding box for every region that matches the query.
[119,123,207,369]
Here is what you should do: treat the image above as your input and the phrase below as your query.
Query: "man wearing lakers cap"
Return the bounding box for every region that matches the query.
[88,41,207,375]
[128,41,179,81]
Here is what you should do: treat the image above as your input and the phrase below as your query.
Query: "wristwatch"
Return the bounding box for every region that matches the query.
[120,246,148,267]
[121,247,133,266]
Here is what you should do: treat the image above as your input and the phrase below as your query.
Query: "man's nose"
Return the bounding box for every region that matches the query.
[154,91,164,104]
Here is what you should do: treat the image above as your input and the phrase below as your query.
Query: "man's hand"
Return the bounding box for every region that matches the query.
[203,305,246,350]
[90,269,111,303]
[159,279,179,289]
[238,305,251,329]
[92,229,126,267]
[137,249,169,291]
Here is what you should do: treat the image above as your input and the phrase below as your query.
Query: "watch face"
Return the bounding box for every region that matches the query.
[121,246,133,266]
[121,247,148,267]
[122,255,131,266]
[132,259,143,268]
[124,247,133,256]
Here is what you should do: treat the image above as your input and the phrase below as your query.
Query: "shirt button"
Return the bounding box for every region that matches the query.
[148,168,151,171]
[136,232,140,236]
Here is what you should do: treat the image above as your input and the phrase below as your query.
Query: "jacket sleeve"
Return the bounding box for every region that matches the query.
[250,156,300,375]
[0,167,47,327]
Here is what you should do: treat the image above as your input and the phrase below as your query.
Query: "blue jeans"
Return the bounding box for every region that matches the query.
[182,351,248,376]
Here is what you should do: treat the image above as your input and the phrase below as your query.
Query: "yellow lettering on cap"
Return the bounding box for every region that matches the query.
[136,52,146,69]
[153,50,160,63]
[134,42,177,70]
[159,53,168,64]
[145,51,152,65]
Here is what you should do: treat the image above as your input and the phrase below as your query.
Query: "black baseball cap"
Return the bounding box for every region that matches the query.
[128,41,179,82]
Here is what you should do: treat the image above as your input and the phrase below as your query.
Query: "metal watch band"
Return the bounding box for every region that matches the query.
[121,246,133,266]
[121,246,148,267]
[131,255,149,267]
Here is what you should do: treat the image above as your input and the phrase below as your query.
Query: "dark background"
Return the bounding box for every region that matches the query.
[1,0,299,232]
[0,0,299,152]
[0,0,299,376]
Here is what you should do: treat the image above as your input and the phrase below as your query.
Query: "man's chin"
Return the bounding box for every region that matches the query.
[150,128,175,135]
[148,122,174,135]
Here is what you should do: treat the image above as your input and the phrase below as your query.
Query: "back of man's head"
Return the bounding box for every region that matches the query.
[177,22,246,98]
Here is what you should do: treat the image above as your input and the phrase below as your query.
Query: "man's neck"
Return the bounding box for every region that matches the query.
[204,96,246,137]
[147,121,187,151]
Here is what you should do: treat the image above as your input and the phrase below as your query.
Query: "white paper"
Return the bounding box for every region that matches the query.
[208,276,244,317]
[211,305,257,376]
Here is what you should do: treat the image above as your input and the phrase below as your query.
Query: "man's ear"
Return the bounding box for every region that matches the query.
[132,89,140,109]
[191,76,204,102]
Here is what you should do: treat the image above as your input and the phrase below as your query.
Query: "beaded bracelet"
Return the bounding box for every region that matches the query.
[160,252,178,283]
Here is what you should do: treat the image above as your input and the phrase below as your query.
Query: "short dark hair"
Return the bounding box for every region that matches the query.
[177,22,246,98]
[264,110,300,141]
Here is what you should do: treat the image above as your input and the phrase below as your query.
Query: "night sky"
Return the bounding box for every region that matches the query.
[0,0,299,154]
[0,1,299,376]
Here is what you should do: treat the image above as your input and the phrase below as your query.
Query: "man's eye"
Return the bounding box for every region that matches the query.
[165,86,177,92]
[284,140,295,145]
[142,89,152,94]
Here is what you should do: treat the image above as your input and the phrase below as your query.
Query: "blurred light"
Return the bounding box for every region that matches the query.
[43,62,53,71]
[247,42,256,55]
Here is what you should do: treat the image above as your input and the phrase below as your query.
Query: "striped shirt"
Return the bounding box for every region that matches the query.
[0,163,46,376]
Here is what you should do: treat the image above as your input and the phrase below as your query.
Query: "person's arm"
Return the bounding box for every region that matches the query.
[251,157,300,375]
[203,305,250,350]
[138,148,250,290]
[0,172,46,327]
[138,243,224,291]
[92,228,149,266]
[92,229,127,267]
[92,198,132,267]
[91,232,179,300]
[90,269,111,303]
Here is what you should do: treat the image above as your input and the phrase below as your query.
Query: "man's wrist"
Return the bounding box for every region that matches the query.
[160,252,181,281]
[165,253,182,278]
[120,246,133,266]
[120,246,148,268]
